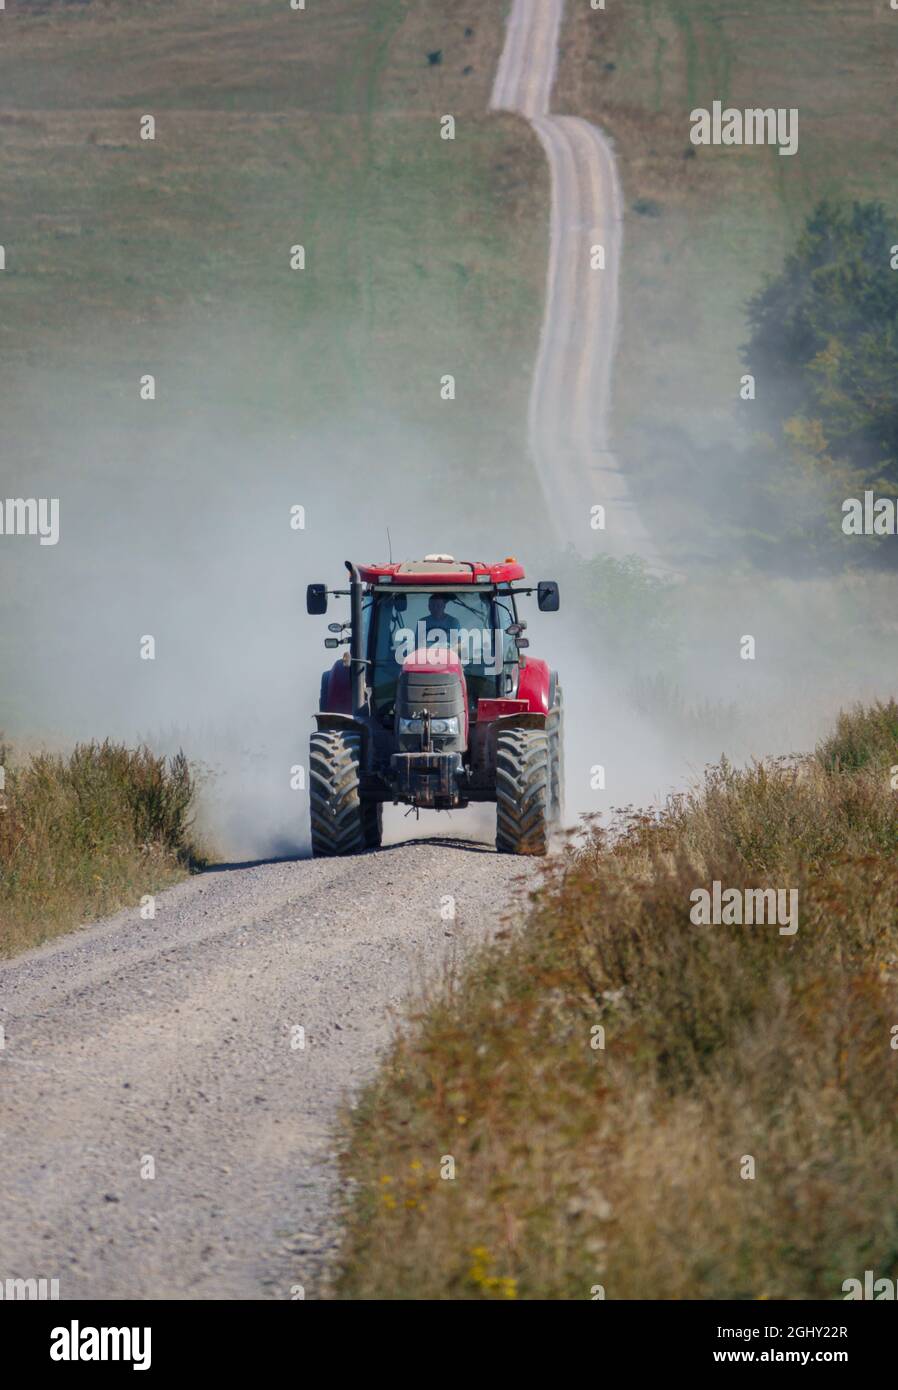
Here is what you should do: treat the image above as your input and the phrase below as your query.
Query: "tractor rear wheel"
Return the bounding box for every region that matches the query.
[495,727,550,855]
[548,686,564,830]
[309,729,369,856]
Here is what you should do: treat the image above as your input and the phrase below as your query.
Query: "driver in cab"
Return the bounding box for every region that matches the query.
[423,593,461,646]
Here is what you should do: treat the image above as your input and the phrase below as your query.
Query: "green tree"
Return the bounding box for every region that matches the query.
[745,199,898,490]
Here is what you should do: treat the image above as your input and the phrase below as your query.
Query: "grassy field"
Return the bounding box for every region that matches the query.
[335,699,898,1299]
[0,0,543,487]
[554,0,898,562]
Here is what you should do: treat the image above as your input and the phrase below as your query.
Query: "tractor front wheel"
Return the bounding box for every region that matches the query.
[495,727,550,855]
[309,729,371,856]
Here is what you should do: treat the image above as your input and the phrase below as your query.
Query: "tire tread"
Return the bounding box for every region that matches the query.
[309,730,368,856]
[496,727,550,855]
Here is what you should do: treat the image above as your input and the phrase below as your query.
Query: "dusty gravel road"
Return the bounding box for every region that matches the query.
[491,0,659,563]
[0,839,532,1300]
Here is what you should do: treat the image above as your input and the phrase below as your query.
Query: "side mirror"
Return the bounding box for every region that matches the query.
[324,638,340,649]
[537,580,560,612]
[516,637,530,649]
[307,583,328,615]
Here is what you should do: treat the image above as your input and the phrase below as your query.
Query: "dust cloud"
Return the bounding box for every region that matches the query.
[4,325,897,861]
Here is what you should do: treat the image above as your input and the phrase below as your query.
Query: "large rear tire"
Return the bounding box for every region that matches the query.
[548,686,564,830]
[495,727,550,855]
[309,730,369,856]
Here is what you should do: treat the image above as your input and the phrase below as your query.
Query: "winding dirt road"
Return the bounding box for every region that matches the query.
[491,0,658,561]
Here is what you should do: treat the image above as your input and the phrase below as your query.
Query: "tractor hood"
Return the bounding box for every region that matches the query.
[395,647,468,751]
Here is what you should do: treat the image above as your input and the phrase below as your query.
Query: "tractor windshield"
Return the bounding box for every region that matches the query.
[368,588,518,721]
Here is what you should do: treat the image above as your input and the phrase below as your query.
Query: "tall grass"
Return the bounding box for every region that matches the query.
[816,698,898,774]
[0,740,198,957]
[335,701,898,1299]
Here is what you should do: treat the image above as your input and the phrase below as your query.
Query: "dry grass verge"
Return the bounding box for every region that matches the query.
[335,700,898,1299]
[0,740,198,956]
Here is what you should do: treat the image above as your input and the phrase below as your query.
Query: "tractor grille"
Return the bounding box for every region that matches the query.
[395,667,465,754]
[397,669,462,719]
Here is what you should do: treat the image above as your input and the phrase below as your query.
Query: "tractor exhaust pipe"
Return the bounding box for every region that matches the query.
[344,560,366,719]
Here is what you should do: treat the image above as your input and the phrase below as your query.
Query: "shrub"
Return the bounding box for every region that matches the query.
[0,739,198,955]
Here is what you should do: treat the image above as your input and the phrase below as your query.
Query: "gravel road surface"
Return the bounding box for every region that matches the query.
[0,839,532,1299]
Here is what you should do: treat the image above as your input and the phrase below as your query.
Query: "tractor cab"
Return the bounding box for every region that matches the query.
[366,583,520,727]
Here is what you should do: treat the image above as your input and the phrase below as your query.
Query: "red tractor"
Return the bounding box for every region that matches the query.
[306,555,563,855]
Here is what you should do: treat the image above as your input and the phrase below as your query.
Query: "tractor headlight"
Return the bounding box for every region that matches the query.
[398,716,459,736]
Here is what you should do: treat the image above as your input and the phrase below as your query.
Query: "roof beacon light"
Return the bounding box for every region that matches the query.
[424,553,455,562]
